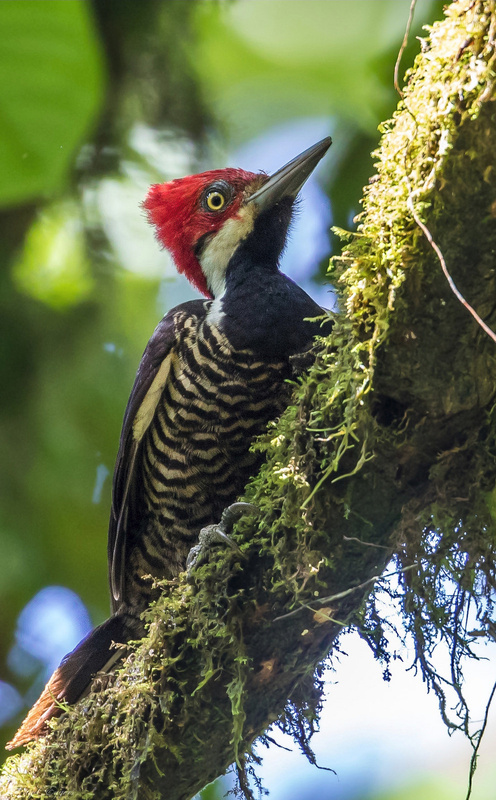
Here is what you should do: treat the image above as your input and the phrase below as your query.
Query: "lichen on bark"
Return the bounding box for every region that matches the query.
[2,1,496,798]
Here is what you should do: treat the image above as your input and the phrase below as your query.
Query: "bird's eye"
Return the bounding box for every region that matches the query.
[201,181,232,213]
[205,190,226,211]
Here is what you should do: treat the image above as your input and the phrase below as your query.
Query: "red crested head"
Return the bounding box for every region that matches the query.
[143,138,332,299]
[143,168,263,298]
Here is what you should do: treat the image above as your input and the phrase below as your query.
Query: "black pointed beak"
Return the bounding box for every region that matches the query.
[247,136,332,211]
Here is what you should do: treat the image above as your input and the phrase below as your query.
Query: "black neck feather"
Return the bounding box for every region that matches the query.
[219,199,330,358]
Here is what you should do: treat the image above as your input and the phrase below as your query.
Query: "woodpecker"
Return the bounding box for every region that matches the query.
[7,137,332,749]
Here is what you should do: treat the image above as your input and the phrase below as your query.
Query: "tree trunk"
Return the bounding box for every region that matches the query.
[2,1,496,797]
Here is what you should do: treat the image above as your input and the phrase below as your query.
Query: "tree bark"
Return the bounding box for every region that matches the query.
[2,1,496,797]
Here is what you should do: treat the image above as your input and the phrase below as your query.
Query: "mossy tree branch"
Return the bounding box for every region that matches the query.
[2,1,496,797]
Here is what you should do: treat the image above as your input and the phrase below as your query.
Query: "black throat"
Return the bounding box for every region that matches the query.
[218,199,330,359]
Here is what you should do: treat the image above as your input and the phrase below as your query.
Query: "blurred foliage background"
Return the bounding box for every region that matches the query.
[1,1,495,798]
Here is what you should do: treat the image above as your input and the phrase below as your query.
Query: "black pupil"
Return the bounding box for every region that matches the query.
[210,193,223,207]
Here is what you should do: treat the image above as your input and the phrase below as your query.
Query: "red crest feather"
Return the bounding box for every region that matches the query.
[143,168,260,297]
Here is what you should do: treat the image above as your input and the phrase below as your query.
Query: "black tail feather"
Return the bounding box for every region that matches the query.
[7,613,133,749]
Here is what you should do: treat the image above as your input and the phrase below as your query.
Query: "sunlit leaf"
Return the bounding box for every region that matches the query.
[193,0,438,142]
[0,0,104,207]
[13,200,94,309]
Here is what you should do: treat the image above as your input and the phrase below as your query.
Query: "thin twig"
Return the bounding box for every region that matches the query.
[274,563,418,623]
[343,535,389,550]
[394,0,417,97]
[465,678,496,800]
[407,195,496,344]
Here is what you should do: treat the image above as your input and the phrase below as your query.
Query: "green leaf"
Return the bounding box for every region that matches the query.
[193,0,439,144]
[0,0,104,207]
[13,200,94,309]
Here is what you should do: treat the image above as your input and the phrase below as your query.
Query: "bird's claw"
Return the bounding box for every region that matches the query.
[186,502,259,575]
[289,343,317,375]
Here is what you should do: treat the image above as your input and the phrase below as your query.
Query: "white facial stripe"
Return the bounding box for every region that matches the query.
[199,204,257,298]
[206,295,225,327]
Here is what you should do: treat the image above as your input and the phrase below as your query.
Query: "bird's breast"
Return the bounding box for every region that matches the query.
[130,314,291,586]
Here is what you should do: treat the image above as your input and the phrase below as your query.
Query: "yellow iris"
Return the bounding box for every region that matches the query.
[206,191,226,211]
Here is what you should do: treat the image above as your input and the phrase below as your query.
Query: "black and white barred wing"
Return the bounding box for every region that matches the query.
[108,300,206,610]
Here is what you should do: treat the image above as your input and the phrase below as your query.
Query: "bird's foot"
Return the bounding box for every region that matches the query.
[289,343,317,375]
[186,502,259,575]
